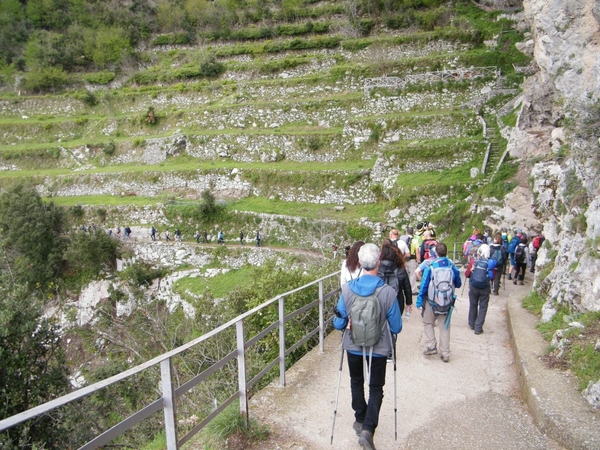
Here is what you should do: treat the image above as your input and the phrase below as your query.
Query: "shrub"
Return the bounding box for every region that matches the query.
[82,71,115,85]
[151,33,193,46]
[20,66,71,93]
[74,90,99,106]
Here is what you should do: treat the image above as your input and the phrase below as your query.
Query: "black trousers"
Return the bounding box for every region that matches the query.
[347,352,387,434]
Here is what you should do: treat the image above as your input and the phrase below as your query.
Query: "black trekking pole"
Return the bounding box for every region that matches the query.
[392,331,398,441]
[330,330,346,445]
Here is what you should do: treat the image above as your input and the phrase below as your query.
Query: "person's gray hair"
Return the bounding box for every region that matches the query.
[358,243,380,270]
[477,244,490,259]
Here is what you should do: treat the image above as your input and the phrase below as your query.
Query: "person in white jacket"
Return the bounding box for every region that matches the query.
[340,241,364,287]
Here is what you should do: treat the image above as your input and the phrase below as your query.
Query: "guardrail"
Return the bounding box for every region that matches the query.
[0,272,342,449]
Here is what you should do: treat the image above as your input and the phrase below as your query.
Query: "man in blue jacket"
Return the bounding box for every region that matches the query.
[416,242,462,363]
[334,243,402,450]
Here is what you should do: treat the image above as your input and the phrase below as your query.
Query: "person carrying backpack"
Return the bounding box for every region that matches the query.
[416,243,461,363]
[420,231,438,263]
[507,229,522,280]
[377,239,413,316]
[513,238,528,285]
[465,244,497,334]
[489,233,508,295]
[530,234,545,273]
[333,243,402,450]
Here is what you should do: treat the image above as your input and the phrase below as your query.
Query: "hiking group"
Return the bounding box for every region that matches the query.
[144,227,264,247]
[334,223,544,450]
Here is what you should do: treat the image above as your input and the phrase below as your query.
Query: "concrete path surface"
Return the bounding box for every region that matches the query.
[248,279,599,450]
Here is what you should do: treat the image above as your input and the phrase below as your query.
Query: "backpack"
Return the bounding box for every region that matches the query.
[349,287,384,347]
[533,236,544,250]
[508,235,520,254]
[427,262,456,315]
[379,266,399,293]
[515,243,527,264]
[466,241,482,263]
[423,239,437,260]
[490,245,504,266]
[501,234,509,250]
[469,258,490,289]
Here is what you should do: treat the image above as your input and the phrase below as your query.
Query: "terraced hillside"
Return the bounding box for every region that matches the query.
[0,1,528,247]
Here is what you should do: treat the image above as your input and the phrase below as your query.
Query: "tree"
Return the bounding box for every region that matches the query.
[0,185,66,292]
[0,272,70,449]
[92,26,131,68]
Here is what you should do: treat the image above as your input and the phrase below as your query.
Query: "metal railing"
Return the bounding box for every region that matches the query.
[0,272,342,449]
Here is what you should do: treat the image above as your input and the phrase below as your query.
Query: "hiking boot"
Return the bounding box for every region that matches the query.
[440,354,449,363]
[423,347,438,356]
[493,291,499,295]
[353,421,363,436]
[508,274,512,280]
[513,279,517,285]
[519,280,524,285]
[358,430,376,450]
[475,329,483,335]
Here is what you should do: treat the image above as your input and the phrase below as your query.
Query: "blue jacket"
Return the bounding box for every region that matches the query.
[416,257,462,308]
[333,274,402,357]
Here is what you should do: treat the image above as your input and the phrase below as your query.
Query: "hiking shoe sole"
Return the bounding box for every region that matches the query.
[440,355,449,363]
[423,348,438,355]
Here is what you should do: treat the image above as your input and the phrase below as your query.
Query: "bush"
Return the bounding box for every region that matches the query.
[21,67,72,93]
[151,33,193,46]
[74,90,99,106]
[82,71,115,85]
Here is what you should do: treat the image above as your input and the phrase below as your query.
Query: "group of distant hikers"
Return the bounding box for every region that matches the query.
[333,222,545,450]
[147,226,262,247]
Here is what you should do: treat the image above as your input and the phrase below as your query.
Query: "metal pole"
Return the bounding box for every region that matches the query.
[330,331,346,445]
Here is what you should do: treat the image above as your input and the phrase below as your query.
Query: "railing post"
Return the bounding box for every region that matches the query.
[236,320,249,429]
[318,279,324,353]
[161,358,179,450]
[278,295,286,387]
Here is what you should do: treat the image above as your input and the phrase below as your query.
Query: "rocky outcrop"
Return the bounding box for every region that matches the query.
[506,0,600,314]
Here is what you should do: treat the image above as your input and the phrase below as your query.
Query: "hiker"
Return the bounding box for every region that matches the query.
[419,230,438,264]
[416,242,462,363]
[530,234,545,273]
[415,231,438,283]
[464,231,485,264]
[175,229,181,241]
[507,229,522,280]
[218,230,224,245]
[255,231,261,247]
[165,230,171,241]
[377,239,412,316]
[333,243,402,450]
[124,226,132,239]
[388,228,410,260]
[489,233,508,295]
[195,230,201,244]
[400,226,419,295]
[465,244,497,335]
[150,226,156,241]
[341,241,364,287]
[203,229,208,243]
[513,237,528,285]
[239,230,244,245]
[333,244,339,259]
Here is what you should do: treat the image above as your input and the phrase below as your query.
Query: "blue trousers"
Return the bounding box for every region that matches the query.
[468,284,490,333]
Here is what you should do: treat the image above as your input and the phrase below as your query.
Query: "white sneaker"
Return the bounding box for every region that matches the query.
[405,310,411,318]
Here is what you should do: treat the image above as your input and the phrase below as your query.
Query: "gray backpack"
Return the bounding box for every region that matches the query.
[349,287,384,347]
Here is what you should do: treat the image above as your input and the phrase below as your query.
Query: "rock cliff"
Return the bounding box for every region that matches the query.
[511,0,600,314]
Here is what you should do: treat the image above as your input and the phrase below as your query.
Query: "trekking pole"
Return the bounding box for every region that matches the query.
[392,332,398,441]
[330,330,346,445]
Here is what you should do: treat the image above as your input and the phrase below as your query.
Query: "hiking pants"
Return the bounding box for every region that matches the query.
[422,302,451,358]
[406,259,418,294]
[492,264,504,294]
[347,352,387,435]
[468,285,490,333]
[515,263,527,281]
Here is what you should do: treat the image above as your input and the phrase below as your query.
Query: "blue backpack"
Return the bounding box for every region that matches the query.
[507,235,520,254]
[490,245,504,266]
[470,258,490,289]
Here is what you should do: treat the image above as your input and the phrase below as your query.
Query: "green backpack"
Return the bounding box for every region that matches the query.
[349,287,384,347]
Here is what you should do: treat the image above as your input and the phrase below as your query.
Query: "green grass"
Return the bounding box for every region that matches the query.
[174,266,257,299]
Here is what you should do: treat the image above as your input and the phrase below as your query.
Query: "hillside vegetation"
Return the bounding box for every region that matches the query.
[0,0,529,246]
[0,2,535,448]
